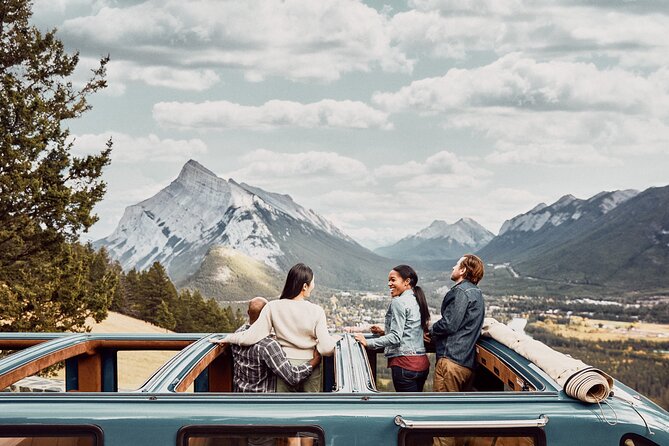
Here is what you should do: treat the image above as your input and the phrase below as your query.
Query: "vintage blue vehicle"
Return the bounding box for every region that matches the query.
[0,329,667,446]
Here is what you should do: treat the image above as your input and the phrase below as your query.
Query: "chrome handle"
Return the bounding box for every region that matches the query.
[394,415,549,429]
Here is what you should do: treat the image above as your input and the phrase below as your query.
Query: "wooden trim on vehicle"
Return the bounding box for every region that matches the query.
[0,339,195,391]
[174,345,233,392]
[0,341,99,391]
[476,344,536,392]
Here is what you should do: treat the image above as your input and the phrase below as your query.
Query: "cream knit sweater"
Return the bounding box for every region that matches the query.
[224,299,341,359]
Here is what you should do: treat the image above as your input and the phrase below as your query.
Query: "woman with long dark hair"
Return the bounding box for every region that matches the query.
[354,264,430,392]
[222,263,340,392]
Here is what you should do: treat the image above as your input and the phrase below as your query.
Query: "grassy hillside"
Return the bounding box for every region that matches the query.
[179,245,282,303]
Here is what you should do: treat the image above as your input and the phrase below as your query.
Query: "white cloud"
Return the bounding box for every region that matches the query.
[225,149,370,185]
[72,57,221,95]
[447,110,669,164]
[153,99,391,130]
[395,2,669,69]
[108,61,221,91]
[373,54,662,114]
[58,0,412,82]
[372,54,669,166]
[389,10,507,59]
[409,0,524,15]
[70,132,208,163]
[375,150,491,189]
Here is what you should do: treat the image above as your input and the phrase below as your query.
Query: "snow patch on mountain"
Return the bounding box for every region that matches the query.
[238,182,353,242]
[597,189,638,214]
[498,190,639,235]
[499,212,551,235]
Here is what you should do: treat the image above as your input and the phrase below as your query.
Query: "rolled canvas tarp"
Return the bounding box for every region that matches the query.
[481,318,613,403]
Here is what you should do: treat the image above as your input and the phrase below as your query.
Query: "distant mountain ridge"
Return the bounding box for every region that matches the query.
[479,189,639,264]
[375,218,494,261]
[95,160,388,291]
[478,186,669,290]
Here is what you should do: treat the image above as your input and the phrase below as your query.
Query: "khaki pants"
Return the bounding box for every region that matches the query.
[433,358,473,446]
[276,360,321,393]
[433,357,472,393]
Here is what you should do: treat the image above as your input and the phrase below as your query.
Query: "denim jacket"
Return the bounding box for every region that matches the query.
[366,290,426,358]
[429,280,484,369]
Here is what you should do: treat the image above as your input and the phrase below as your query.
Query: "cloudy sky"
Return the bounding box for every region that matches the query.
[33,0,669,249]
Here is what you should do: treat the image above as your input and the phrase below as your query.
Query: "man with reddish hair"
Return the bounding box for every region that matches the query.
[428,254,485,395]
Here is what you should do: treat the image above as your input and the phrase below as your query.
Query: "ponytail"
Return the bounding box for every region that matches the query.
[413,285,430,332]
[392,264,431,332]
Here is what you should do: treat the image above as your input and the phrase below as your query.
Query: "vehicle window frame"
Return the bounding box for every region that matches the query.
[0,424,103,444]
[177,424,325,445]
[398,426,546,446]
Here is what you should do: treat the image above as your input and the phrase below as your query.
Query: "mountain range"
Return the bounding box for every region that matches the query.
[97,159,669,296]
[375,218,494,261]
[95,160,388,294]
[478,187,669,289]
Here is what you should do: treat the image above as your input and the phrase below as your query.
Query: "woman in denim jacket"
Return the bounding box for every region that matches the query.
[354,265,430,392]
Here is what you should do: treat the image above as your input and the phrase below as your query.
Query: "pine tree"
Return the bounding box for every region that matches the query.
[0,0,112,332]
[155,300,176,331]
[138,263,178,326]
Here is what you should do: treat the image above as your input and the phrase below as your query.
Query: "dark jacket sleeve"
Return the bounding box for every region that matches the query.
[430,288,469,337]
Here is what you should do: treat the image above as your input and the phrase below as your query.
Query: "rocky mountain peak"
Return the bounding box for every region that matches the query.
[96,160,377,288]
[553,194,577,209]
[174,159,232,203]
[375,217,494,261]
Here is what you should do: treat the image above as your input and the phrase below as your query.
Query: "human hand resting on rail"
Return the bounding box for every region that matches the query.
[209,338,230,351]
[370,325,385,335]
[352,333,367,347]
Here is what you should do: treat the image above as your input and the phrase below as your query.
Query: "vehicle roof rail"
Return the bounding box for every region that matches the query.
[0,333,90,389]
[137,333,219,393]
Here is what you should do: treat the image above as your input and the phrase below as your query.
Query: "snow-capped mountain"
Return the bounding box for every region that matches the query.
[482,185,669,289]
[497,190,638,236]
[480,189,639,264]
[96,160,387,289]
[375,218,494,261]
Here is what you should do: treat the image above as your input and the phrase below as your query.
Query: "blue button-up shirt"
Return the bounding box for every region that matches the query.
[367,289,426,358]
[430,280,485,369]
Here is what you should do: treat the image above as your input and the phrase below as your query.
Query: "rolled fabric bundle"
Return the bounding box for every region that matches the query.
[481,318,613,403]
[563,367,612,403]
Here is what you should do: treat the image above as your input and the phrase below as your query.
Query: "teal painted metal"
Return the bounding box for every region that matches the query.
[0,333,667,446]
[0,334,88,376]
[139,334,218,392]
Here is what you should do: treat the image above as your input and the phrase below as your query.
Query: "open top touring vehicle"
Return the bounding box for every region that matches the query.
[0,320,667,446]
